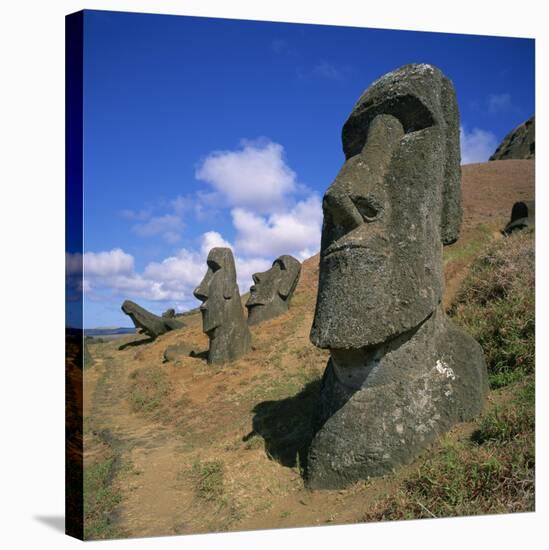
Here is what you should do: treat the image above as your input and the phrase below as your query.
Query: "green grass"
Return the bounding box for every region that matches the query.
[443,223,492,265]
[191,460,225,501]
[450,229,534,388]
[128,366,172,414]
[84,456,122,539]
[363,230,535,521]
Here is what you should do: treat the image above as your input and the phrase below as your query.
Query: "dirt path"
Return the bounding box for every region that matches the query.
[87,345,197,538]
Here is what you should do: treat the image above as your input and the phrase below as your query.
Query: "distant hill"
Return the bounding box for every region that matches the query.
[490,116,535,161]
[84,327,136,337]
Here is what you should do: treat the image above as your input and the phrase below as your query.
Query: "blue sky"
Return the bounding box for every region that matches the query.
[77,9,534,327]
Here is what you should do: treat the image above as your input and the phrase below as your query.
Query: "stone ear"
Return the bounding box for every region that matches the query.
[223,253,237,299]
[278,271,295,299]
[440,77,462,246]
[277,257,301,299]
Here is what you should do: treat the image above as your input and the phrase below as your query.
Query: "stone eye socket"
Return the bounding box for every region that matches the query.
[207,260,221,272]
[353,196,382,222]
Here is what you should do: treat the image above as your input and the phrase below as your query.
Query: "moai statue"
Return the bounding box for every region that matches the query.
[246,255,302,325]
[503,199,535,235]
[307,64,489,489]
[121,300,185,340]
[162,308,176,319]
[194,248,251,365]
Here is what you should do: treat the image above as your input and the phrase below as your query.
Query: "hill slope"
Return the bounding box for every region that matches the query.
[489,117,535,161]
[83,159,534,538]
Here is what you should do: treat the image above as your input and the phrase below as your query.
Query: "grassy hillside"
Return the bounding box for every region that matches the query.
[82,160,535,538]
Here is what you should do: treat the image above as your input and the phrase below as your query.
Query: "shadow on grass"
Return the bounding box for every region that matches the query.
[246,379,322,472]
[118,336,155,351]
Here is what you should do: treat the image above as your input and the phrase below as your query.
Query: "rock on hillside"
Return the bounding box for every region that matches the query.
[490,116,535,161]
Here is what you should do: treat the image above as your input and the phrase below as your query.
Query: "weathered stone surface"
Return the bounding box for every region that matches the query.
[307,64,488,489]
[490,116,535,161]
[503,199,535,235]
[162,308,176,319]
[194,248,251,365]
[121,300,185,340]
[162,343,191,364]
[246,255,302,325]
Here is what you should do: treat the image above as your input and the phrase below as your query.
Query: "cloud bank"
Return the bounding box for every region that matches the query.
[460,125,498,165]
[81,139,323,318]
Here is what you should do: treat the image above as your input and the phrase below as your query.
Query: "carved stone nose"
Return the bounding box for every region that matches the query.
[193,286,208,302]
[323,190,364,233]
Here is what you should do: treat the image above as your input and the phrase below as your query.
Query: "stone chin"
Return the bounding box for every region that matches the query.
[310,246,441,349]
[200,307,221,335]
[245,292,265,307]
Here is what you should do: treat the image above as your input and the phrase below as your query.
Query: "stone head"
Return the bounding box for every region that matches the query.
[246,255,301,324]
[193,247,239,337]
[310,64,462,350]
[121,300,146,324]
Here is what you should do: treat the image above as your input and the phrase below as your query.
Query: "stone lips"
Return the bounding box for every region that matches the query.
[246,254,302,325]
[121,300,185,340]
[306,63,488,489]
[194,247,251,365]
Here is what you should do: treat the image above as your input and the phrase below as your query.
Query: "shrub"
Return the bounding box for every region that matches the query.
[450,230,534,387]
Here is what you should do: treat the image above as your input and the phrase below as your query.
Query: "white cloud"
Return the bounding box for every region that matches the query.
[133,214,184,243]
[311,62,342,80]
[195,140,297,213]
[120,208,152,221]
[143,248,205,293]
[68,248,135,277]
[235,257,272,292]
[232,194,322,259]
[200,230,232,255]
[460,126,498,165]
[89,138,323,322]
[487,93,512,114]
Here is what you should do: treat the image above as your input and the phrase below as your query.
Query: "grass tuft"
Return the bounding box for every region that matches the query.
[128,366,171,414]
[192,460,225,501]
[84,454,122,539]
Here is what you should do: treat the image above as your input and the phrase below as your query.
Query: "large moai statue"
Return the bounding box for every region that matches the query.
[121,300,185,340]
[246,255,302,325]
[307,64,489,489]
[194,248,251,365]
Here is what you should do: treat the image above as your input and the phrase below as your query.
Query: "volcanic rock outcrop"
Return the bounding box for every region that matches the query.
[121,300,185,340]
[194,248,251,365]
[246,255,302,325]
[503,199,535,235]
[490,116,535,161]
[307,63,489,489]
